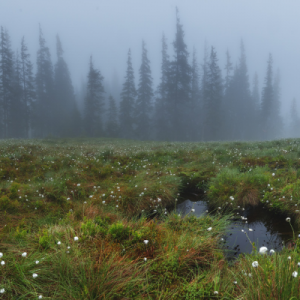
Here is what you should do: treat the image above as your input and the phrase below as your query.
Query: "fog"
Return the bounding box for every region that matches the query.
[1,0,300,140]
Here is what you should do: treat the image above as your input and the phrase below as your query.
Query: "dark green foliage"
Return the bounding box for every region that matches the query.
[135,41,153,140]
[84,56,105,137]
[119,49,137,139]
[106,95,119,138]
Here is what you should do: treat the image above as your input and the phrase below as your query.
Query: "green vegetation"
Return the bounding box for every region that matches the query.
[1,137,300,299]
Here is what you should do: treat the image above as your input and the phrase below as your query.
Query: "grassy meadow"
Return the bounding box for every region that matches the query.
[1,137,300,299]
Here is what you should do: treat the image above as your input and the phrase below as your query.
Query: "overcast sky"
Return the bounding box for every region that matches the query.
[1,0,300,120]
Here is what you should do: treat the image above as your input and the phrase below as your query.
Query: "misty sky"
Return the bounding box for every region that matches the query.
[1,0,300,121]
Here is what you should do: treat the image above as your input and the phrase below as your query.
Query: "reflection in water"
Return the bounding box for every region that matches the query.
[176,197,296,260]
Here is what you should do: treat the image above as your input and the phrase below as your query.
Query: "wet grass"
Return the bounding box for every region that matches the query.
[1,137,300,299]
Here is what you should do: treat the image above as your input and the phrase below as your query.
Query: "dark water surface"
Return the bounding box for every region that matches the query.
[176,195,297,259]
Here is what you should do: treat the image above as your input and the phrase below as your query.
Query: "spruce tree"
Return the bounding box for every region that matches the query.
[119,49,136,139]
[54,35,78,137]
[84,56,105,137]
[10,52,26,138]
[106,95,119,138]
[154,34,171,141]
[261,54,273,140]
[20,37,35,138]
[203,47,223,141]
[190,48,201,141]
[169,8,191,140]
[34,25,55,137]
[0,27,14,138]
[135,41,153,140]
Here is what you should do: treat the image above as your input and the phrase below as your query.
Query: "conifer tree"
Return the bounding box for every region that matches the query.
[135,41,153,140]
[106,95,119,138]
[54,35,78,137]
[119,49,136,139]
[224,50,233,92]
[169,8,191,140]
[20,37,35,138]
[10,52,26,138]
[190,48,201,140]
[34,25,55,137]
[154,34,171,141]
[0,27,14,138]
[261,54,274,140]
[203,47,223,141]
[84,56,105,137]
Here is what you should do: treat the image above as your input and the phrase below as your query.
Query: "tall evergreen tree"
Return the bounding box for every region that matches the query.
[84,56,105,137]
[135,41,153,140]
[203,47,223,141]
[0,27,14,138]
[10,52,26,138]
[261,54,274,140]
[251,72,260,140]
[154,34,171,141]
[224,50,233,92]
[20,37,35,138]
[54,35,79,137]
[34,25,55,137]
[190,48,201,140]
[106,95,119,138]
[169,8,191,140]
[119,49,136,139]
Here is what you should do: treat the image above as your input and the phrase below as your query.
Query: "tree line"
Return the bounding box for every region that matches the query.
[0,11,296,141]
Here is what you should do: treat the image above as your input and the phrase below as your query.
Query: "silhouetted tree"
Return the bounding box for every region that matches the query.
[190,48,201,140]
[84,56,105,137]
[203,47,223,141]
[154,34,171,141]
[34,25,55,137]
[54,35,79,137]
[10,52,26,138]
[20,37,35,138]
[0,27,14,138]
[135,41,153,140]
[119,49,136,139]
[106,95,119,138]
[169,8,191,140]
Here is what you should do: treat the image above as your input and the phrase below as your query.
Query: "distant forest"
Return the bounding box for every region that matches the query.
[0,10,299,141]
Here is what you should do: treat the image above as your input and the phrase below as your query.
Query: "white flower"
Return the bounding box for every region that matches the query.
[248,273,252,277]
[233,281,237,284]
[22,252,27,257]
[0,288,5,293]
[249,228,253,231]
[298,262,300,267]
[207,227,212,231]
[0,253,2,258]
[241,229,245,233]
[143,240,149,245]
[102,201,105,204]
[57,241,61,245]
[270,249,275,255]
[214,291,218,295]
[74,236,78,241]
[191,208,195,212]
[38,296,43,299]
[144,257,147,262]
[252,261,259,268]
[286,217,291,222]
[288,256,291,260]
[36,260,39,264]
[259,246,268,254]
[32,273,38,278]
[1,261,5,266]
[292,271,298,278]
[272,173,275,176]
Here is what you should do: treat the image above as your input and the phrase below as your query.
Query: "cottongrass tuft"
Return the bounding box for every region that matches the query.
[252,261,258,268]
[292,271,298,278]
